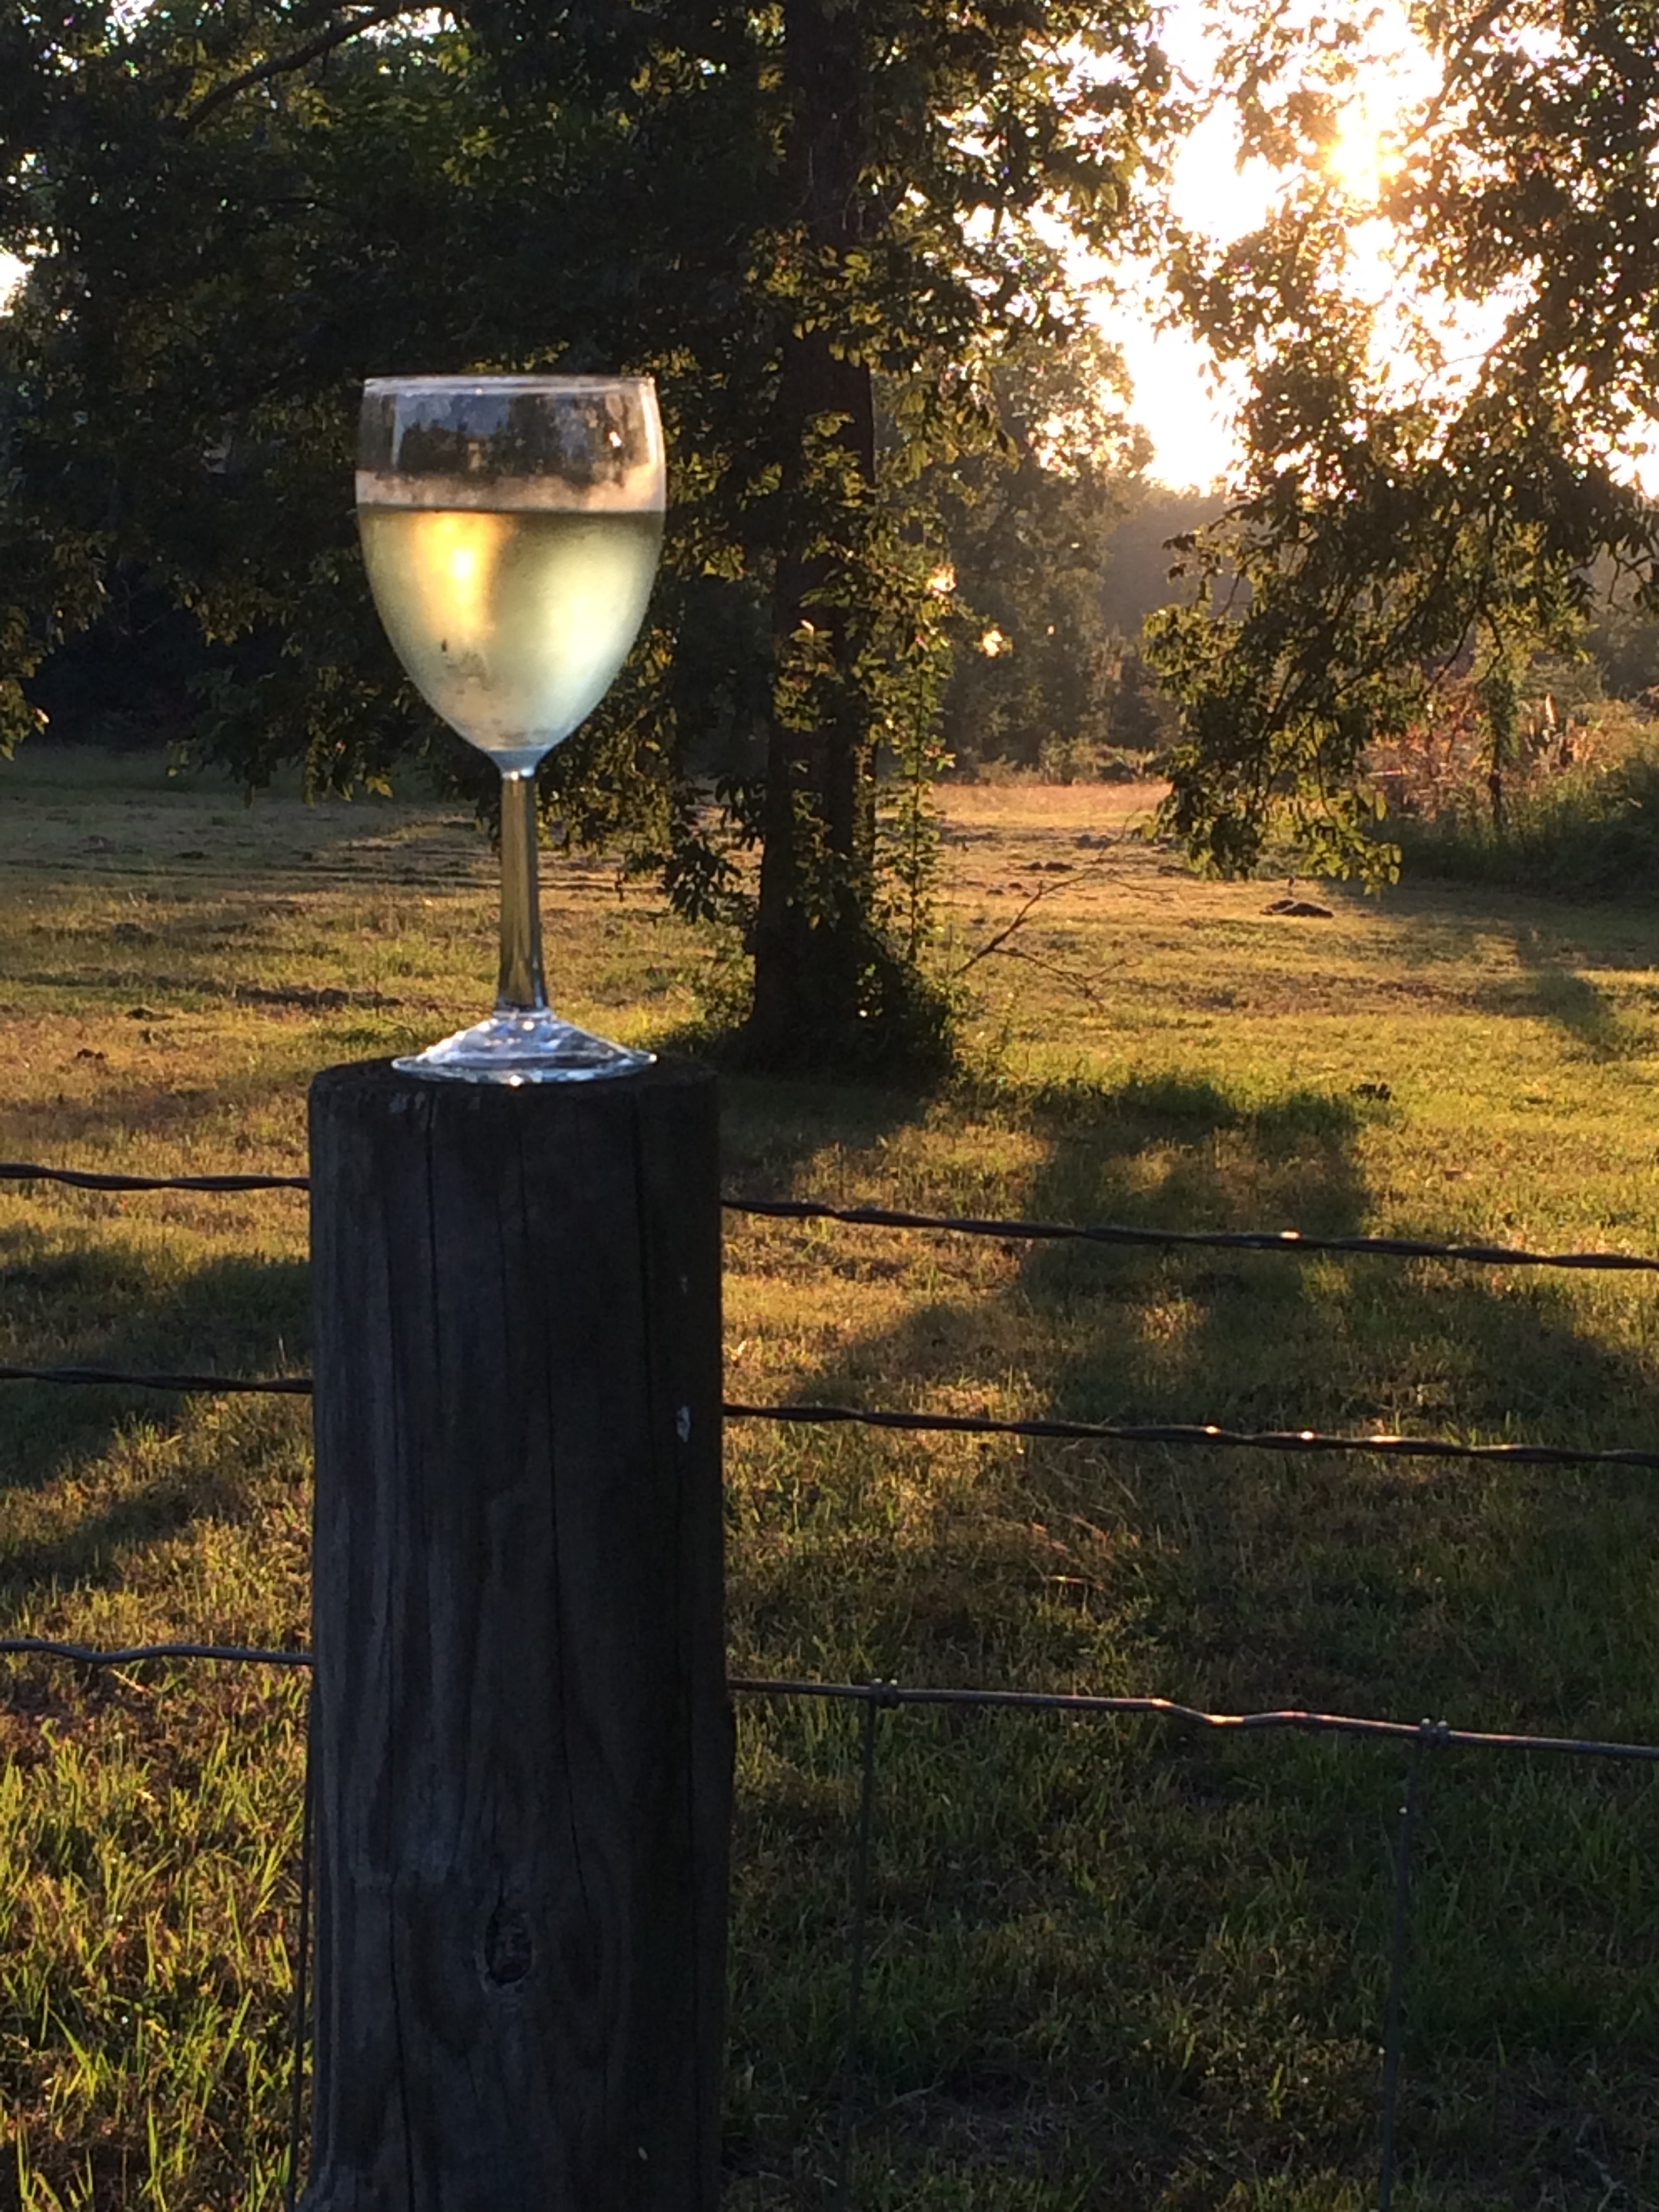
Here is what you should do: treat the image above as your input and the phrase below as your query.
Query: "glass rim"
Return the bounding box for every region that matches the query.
[362,373,657,394]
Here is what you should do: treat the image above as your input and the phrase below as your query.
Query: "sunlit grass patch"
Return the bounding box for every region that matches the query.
[4,750,1659,2204]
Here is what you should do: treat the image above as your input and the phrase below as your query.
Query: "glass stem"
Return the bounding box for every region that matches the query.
[496,767,549,1013]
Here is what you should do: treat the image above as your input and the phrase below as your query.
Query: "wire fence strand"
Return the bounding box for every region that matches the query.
[832,1687,888,2212]
[9,1159,1659,1275]
[725,1679,1659,1763]
[283,1689,316,2212]
[0,1637,316,1668]
[5,1643,1653,1763]
[7,1364,1655,1475]
[1,1162,310,1193]
[724,1399,1659,1471]
[722,1194,1659,1275]
[0,1364,313,1395]
[1378,1729,1430,2212]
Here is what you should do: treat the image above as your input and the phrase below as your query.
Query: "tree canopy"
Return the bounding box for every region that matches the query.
[12,0,1656,1044]
[1147,0,1659,880]
[931,327,1150,775]
[0,0,1168,1066]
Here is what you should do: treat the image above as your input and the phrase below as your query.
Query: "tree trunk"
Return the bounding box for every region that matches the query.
[745,0,879,1065]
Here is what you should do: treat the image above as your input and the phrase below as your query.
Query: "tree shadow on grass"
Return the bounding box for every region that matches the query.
[0,1230,310,1600]
[1504,927,1657,1063]
[718,1070,937,1193]
[1373,891,1659,1062]
[1,1063,314,1158]
[721,1067,1659,2209]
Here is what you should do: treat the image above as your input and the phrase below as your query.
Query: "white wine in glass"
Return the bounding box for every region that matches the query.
[356,375,665,1081]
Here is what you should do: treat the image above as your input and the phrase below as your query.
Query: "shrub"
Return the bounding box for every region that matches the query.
[1393,733,1659,901]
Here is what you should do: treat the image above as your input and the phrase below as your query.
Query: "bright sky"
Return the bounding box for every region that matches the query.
[1091,0,1437,492]
[2,14,1652,496]
[1088,96,1275,493]
[1099,1,1659,495]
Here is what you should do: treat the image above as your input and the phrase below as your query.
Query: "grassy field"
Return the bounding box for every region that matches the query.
[4,745,1659,2209]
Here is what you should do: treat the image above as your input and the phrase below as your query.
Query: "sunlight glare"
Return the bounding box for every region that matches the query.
[407,510,510,644]
[1324,99,1400,206]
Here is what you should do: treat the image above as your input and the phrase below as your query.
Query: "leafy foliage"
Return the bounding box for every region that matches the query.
[0,3,485,781]
[1395,735,1659,901]
[0,0,1170,1063]
[933,328,1151,773]
[1145,0,1659,882]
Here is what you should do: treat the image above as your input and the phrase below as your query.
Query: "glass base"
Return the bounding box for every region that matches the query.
[393,1009,655,1085]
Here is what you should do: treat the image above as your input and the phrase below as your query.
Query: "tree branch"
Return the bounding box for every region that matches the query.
[951,853,1115,1002]
[177,2,409,135]
[979,940,1105,1007]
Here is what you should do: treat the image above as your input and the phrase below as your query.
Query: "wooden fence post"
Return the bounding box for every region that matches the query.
[303,1058,730,2212]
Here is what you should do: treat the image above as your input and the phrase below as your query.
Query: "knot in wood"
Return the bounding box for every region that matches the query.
[483,1900,535,1986]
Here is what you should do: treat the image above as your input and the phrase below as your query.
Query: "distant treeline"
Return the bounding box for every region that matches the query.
[25,476,1223,781]
[27,472,1658,790]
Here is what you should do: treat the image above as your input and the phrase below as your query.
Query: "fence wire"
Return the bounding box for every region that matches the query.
[5,1361,1657,1473]
[8,1158,1659,1275]
[5,1637,1658,2209]
[9,1636,1659,1762]
[6,1156,1659,2205]
[1378,1733,1426,2212]
[726,1399,1659,1471]
[1,1162,310,1194]
[1,1363,312,1395]
[724,1193,1659,1275]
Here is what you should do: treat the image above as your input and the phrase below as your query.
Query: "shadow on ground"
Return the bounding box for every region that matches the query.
[6,1046,1657,2209]
[0,1229,309,1601]
[720,1065,1659,2211]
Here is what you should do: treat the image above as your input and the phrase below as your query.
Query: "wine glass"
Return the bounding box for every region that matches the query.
[356,374,665,1081]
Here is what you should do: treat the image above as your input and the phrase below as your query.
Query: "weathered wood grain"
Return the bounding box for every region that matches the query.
[304,1059,729,2212]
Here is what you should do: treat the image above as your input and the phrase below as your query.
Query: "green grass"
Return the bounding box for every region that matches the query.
[5,752,1659,2207]
[1391,741,1659,905]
